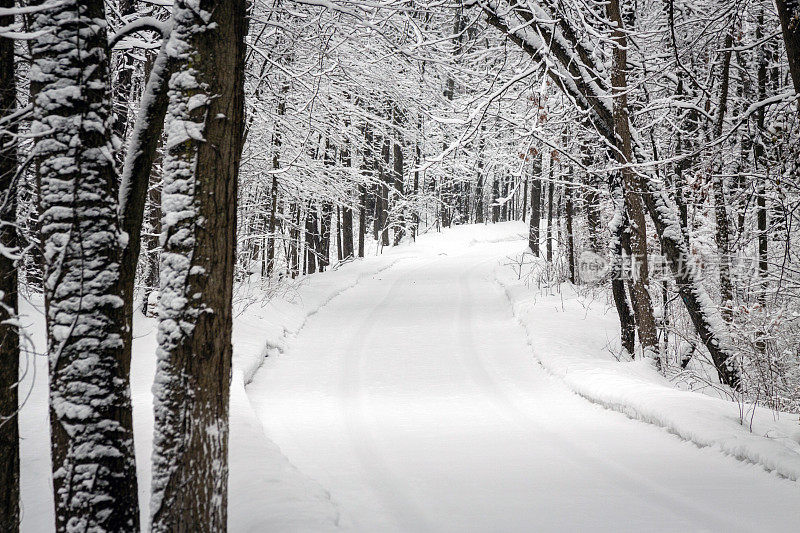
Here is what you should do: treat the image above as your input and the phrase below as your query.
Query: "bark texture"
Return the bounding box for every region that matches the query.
[150,0,245,530]
[30,1,140,529]
[0,0,20,525]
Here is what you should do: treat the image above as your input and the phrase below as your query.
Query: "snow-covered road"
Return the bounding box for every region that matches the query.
[247,239,798,532]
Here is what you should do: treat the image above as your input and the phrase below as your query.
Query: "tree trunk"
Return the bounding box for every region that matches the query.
[776,0,800,101]
[31,1,140,528]
[546,178,554,262]
[475,141,485,224]
[319,202,334,271]
[266,90,286,277]
[379,137,391,247]
[289,202,300,277]
[119,26,178,381]
[340,138,355,259]
[565,172,576,283]
[0,0,20,523]
[150,0,245,530]
[606,0,659,363]
[756,11,770,305]
[480,0,739,388]
[305,204,319,275]
[142,168,162,318]
[529,155,542,255]
[609,171,637,356]
[358,185,366,258]
[491,178,500,223]
[712,31,735,321]
[393,138,405,245]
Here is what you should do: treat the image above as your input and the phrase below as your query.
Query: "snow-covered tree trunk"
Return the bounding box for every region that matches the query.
[609,170,637,356]
[119,33,177,377]
[0,0,20,524]
[29,1,140,529]
[150,0,245,530]
[606,0,659,364]
[528,154,542,255]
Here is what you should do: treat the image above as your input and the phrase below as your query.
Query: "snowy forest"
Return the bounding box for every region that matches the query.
[1,0,800,531]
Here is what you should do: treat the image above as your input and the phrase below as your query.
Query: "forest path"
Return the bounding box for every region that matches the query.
[247,234,798,532]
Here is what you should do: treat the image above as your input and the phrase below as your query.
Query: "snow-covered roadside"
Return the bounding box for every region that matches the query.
[494,252,800,482]
[17,250,405,532]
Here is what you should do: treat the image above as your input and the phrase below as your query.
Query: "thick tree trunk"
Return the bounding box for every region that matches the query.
[150,0,245,530]
[0,0,20,524]
[30,1,140,529]
[776,0,800,100]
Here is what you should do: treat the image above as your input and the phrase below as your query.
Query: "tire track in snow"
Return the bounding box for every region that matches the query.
[454,259,750,533]
[338,260,438,533]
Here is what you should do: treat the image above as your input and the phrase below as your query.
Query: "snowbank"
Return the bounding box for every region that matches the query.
[494,255,800,482]
[18,249,406,532]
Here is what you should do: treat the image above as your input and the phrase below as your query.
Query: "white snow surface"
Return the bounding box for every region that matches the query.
[18,222,800,531]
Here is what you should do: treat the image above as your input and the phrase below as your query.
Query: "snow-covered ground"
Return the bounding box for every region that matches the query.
[18,222,800,531]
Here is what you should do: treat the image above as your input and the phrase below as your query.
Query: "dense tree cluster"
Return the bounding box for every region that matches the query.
[0,0,798,530]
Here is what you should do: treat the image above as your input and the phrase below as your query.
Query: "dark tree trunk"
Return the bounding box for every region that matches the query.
[142,168,162,318]
[150,0,246,530]
[305,204,319,275]
[0,0,20,524]
[119,25,178,381]
[522,176,529,222]
[776,0,800,100]
[546,178,554,262]
[565,173,576,283]
[756,12,770,305]
[492,178,500,223]
[393,139,405,245]
[379,137,391,247]
[712,31,735,321]
[475,139,485,224]
[266,90,286,277]
[319,202,334,271]
[31,1,140,528]
[607,0,659,362]
[609,171,637,355]
[336,207,343,262]
[529,155,542,255]
[341,139,355,259]
[289,202,300,277]
[358,185,367,258]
